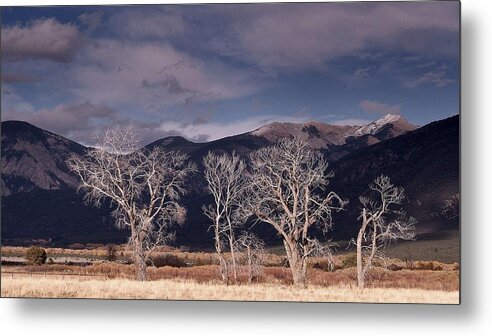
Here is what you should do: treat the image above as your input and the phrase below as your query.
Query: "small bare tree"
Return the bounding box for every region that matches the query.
[68,125,196,281]
[236,232,265,284]
[248,137,345,287]
[310,240,337,272]
[106,244,117,262]
[355,175,416,288]
[203,151,247,283]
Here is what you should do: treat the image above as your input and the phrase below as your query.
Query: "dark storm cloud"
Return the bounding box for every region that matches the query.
[141,76,193,95]
[27,101,118,135]
[204,2,459,71]
[1,18,82,63]
[1,73,35,84]
[4,100,188,147]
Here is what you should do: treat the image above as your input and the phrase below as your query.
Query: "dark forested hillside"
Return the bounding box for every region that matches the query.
[1,115,458,247]
[329,115,459,240]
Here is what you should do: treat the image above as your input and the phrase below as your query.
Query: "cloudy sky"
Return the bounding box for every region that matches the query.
[1,2,459,145]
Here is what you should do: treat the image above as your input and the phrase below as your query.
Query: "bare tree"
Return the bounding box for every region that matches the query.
[310,240,337,272]
[202,151,248,283]
[236,232,265,284]
[68,125,196,281]
[247,137,345,287]
[355,175,416,288]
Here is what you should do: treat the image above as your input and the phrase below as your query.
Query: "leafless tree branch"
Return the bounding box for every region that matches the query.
[203,151,248,283]
[246,137,346,287]
[355,175,416,288]
[67,124,196,281]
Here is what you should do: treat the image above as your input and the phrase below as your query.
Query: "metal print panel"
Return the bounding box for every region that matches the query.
[0,1,460,303]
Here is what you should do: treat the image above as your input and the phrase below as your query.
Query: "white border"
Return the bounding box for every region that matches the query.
[2,0,491,335]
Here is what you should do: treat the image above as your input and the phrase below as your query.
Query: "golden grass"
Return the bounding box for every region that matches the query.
[1,275,458,304]
[2,263,459,291]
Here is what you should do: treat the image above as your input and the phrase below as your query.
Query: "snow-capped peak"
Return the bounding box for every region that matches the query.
[375,113,404,125]
[353,114,404,137]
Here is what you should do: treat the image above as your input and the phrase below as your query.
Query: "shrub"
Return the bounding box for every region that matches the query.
[26,246,47,265]
[148,254,187,268]
[86,243,104,250]
[414,261,444,271]
[106,244,117,261]
[67,243,85,250]
[431,262,444,271]
[341,253,357,268]
[387,263,403,271]
[311,260,336,272]
[47,258,54,265]
[404,257,415,270]
[191,257,214,266]
[312,260,328,270]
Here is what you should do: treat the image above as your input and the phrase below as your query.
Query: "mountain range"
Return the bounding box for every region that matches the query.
[0,114,459,247]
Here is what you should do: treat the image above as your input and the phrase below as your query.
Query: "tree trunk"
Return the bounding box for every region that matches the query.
[246,246,252,284]
[133,240,147,281]
[214,219,227,283]
[357,211,368,289]
[229,234,238,282]
[356,229,364,288]
[291,257,307,288]
[129,223,148,281]
[284,240,307,288]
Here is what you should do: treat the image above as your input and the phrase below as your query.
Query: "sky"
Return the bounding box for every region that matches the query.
[1,2,460,145]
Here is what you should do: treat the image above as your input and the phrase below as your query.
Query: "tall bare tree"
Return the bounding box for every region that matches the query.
[202,151,247,283]
[355,175,416,288]
[68,125,196,281]
[247,137,345,287]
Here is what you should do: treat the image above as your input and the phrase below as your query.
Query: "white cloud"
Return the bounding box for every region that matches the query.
[1,18,81,63]
[158,115,313,142]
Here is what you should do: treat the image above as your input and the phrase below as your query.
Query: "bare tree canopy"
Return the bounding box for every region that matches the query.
[203,151,248,283]
[247,137,345,287]
[67,125,196,281]
[355,175,417,288]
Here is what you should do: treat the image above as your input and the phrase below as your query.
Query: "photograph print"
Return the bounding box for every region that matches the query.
[0,1,460,303]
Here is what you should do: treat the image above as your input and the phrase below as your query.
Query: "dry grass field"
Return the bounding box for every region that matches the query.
[1,245,460,303]
[1,275,458,303]
[0,264,459,290]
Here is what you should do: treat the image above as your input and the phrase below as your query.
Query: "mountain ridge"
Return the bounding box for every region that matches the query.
[1,114,458,247]
[1,114,417,195]
[1,120,86,196]
[251,113,416,149]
